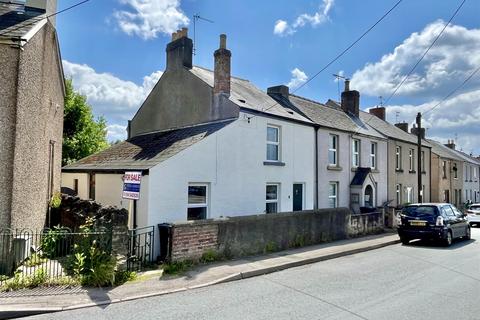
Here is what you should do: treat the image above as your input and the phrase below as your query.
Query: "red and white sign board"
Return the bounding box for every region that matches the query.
[122,171,142,200]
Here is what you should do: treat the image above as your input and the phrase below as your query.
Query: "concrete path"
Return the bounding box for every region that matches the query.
[0,232,399,319]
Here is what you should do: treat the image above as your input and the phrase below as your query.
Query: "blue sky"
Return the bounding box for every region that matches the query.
[57,0,480,155]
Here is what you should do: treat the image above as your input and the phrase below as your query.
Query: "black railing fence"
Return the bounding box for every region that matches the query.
[127,226,155,272]
[0,225,155,287]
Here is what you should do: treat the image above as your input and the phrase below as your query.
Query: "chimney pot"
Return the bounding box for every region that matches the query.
[344,79,350,91]
[166,29,193,70]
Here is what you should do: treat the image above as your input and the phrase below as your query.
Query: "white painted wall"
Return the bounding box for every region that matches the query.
[61,172,89,199]
[464,163,480,202]
[147,113,316,225]
[316,128,388,209]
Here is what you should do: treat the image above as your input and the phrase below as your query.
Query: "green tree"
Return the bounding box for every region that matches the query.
[62,79,109,166]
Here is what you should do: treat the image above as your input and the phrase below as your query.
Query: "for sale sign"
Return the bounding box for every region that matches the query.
[122,171,142,200]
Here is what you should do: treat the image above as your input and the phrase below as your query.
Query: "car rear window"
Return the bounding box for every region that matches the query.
[403,206,438,217]
[471,205,480,210]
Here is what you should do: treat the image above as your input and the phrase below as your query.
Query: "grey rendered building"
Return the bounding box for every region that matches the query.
[0,0,64,230]
[362,109,432,207]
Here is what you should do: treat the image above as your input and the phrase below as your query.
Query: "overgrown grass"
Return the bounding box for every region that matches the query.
[200,249,222,263]
[162,261,194,275]
[114,271,137,286]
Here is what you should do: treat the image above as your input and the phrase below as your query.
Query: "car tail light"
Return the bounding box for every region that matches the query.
[436,216,444,226]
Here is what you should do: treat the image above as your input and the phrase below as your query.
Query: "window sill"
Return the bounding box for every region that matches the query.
[409,170,416,174]
[264,161,286,167]
[395,169,404,173]
[421,171,427,174]
[327,165,343,171]
[371,169,379,173]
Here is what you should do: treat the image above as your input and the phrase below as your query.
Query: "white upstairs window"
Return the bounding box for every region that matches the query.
[266,125,280,161]
[329,135,338,166]
[370,142,377,169]
[352,139,360,168]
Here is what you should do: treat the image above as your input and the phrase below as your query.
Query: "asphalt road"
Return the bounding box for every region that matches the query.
[27,229,480,320]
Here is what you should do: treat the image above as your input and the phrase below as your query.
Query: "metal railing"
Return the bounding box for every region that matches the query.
[127,226,155,272]
[0,227,111,287]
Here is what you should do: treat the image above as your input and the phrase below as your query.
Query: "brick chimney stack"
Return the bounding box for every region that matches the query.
[445,139,456,150]
[369,106,386,121]
[341,79,360,117]
[166,28,193,71]
[411,125,426,139]
[214,34,231,96]
[395,122,409,132]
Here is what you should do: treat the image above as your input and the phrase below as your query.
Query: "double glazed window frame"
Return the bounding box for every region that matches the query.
[187,183,209,220]
[409,149,415,172]
[370,142,377,169]
[266,183,280,213]
[328,182,338,208]
[395,146,402,170]
[352,139,360,168]
[329,134,339,166]
[266,125,281,162]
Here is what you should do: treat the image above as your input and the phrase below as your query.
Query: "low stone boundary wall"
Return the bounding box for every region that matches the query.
[169,208,384,262]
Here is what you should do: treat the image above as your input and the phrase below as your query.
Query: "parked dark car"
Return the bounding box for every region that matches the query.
[397,203,470,246]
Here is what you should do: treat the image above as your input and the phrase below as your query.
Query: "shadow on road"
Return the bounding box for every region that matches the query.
[404,238,475,250]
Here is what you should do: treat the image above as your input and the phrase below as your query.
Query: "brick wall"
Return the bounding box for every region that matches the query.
[171,221,218,261]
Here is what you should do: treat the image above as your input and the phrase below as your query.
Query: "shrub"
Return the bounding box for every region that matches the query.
[114,271,137,286]
[1,269,47,291]
[49,192,62,209]
[41,226,68,258]
[264,241,277,253]
[67,218,117,287]
[24,253,46,267]
[162,261,193,275]
[200,249,221,263]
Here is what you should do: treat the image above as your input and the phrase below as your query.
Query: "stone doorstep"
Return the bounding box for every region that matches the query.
[0,233,399,318]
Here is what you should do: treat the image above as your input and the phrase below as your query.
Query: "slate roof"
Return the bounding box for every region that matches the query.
[287,96,385,139]
[63,120,234,172]
[359,111,431,147]
[351,167,372,186]
[429,140,480,165]
[428,140,464,161]
[0,2,45,39]
[190,66,314,125]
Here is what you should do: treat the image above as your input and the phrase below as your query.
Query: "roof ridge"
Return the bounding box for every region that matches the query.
[192,65,250,82]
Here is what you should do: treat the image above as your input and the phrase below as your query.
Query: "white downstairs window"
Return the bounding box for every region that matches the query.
[187,184,208,220]
[328,182,338,208]
[266,184,280,213]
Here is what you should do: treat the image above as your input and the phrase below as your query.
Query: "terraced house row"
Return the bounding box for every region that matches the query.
[61,30,480,229]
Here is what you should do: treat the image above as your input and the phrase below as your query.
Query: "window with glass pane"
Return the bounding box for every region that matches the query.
[188,185,208,220]
[370,142,377,169]
[421,151,425,172]
[328,182,338,208]
[396,184,402,206]
[329,135,338,165]
[395,146,401,170]
[442,161,447,178]
[266,184,279,213]
[409,149,414,171]
[266,126,280,161]
[352,139,360,167]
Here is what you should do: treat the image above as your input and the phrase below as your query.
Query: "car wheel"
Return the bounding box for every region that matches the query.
[465,226,471,240]
[400,237,410,245]
[444,231,453,247]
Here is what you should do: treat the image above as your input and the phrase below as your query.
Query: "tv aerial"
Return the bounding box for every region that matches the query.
[193,14,214,57]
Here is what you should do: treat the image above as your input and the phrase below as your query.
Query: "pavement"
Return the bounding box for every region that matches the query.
[0,231,399,319]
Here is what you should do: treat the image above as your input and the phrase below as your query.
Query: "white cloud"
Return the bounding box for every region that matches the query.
[351,21,480,98]
[107,124,128,142]
[114,0,189,40]
[287,68,308,89]
[273,0,334,36]
[352,21,480,155]
[62,60,163,141]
